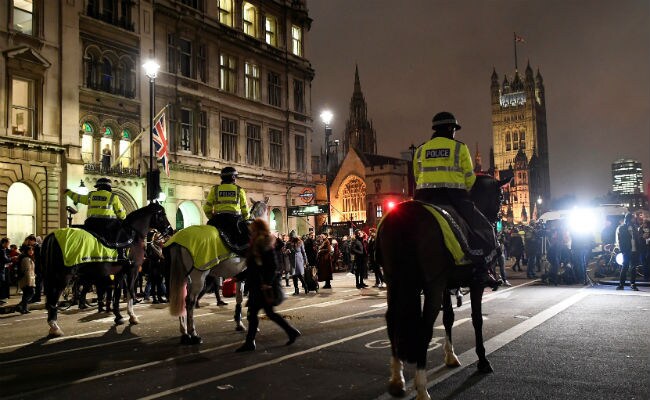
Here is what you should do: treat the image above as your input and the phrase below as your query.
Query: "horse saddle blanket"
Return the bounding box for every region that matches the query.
[417,202,475,266]
[164,225,235,270]
[53,228,118,267]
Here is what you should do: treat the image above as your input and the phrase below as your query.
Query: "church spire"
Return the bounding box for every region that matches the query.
[354,63,361,94]
[343,65,377,155]
[473,142,483,173]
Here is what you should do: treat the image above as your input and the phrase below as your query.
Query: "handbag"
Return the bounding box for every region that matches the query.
[262,273,285,306]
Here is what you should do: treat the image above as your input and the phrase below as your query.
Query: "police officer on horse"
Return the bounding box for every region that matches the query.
[413,112,500,290]
[204,167,250,255]
[65,177,132,258]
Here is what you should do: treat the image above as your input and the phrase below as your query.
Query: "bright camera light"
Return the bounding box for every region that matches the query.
[568,207,598,234]
[615,253,624,266]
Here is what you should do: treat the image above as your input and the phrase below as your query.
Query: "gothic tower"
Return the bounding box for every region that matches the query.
[342,65,377,155]
[491,62,550,222]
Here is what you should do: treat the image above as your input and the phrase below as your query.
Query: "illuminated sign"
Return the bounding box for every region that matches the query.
[298,187,315,203]
[288,204,329,217]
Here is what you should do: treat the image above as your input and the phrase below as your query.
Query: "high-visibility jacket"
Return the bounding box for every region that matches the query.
[66,189,126,219]
[203,183,249,219]
[414,136,476,191]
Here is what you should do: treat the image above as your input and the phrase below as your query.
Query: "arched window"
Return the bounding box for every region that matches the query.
[270,208,283,233]
[178,201,202,229]
[512,131,519,150]
[341,176,366,222]
[101,57,113,92]
[7,182,36,245]
[119,129,132,167]
[81,122,95,163]
[84,53,98,89]
[505,132,511,151]
[520,131,526,150]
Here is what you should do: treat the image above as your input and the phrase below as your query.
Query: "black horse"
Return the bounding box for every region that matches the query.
[42,202,172,337]
[378,174,509,399]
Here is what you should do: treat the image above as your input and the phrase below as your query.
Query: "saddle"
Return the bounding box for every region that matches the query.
[82,218,134,261]
[207,215,250,256]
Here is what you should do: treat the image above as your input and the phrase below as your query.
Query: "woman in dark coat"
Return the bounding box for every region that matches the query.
[316,239,334,289]
[235,219,301,352]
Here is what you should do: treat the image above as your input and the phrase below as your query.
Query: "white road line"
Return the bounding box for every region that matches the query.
[137,326,388,400]
[372,290,591,400]
[0,337,141,365]
[320,304,386,324]
[0,330,112,351]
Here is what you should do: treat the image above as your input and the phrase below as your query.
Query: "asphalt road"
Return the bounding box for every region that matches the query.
[1,272,648,400]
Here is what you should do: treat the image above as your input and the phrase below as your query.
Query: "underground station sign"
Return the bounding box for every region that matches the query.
[298,187,315,203]
[288,204,329,217]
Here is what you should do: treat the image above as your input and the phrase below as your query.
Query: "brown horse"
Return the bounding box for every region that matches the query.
[378,175,509,399]
[42,202,173,337]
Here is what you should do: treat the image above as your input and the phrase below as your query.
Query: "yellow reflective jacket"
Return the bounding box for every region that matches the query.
[203,183,249,219]
[66,189,126,219]
[413,136,476,191]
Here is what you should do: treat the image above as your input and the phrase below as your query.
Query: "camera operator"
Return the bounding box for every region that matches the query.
[524,222,541,278]
[571,226,594,286]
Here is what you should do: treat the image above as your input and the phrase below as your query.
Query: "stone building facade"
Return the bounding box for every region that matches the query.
[1,0,315,242]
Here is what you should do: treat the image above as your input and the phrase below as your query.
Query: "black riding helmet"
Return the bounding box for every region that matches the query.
[220,166,238,183]
[94,177,112,191]
[432,111,462,135]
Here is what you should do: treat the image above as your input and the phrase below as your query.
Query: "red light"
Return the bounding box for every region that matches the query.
[387,201,396,210]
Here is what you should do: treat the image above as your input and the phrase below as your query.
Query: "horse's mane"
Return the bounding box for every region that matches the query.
[125,202,163,224]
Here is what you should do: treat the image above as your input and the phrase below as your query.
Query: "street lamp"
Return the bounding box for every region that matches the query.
[143,59,160,202]
[320,110,338,227]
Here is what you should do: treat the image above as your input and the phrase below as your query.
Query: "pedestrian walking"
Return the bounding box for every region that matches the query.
[316,239,334,289]
[616,213,641,291]
[351,230,368,288]
[16,245,36,314]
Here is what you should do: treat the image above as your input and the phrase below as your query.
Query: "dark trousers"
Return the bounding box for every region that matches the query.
[354,258,367,286]
[207,213,249,250]
[415,188,497,263]
[619,251,639,285]
[19,286,35,312]
[527,253,539,277]
[245,301,296,343]
[372,263,384,285]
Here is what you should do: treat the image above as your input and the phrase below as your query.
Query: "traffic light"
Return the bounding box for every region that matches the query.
[386,200,396,211]
[146,170,161,202]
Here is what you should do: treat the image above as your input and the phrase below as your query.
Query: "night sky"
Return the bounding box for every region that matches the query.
[307,0,650,201]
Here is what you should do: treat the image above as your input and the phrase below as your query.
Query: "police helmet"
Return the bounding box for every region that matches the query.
[432,112,462,132]
[94,177,112,190]
[220,167,238,179]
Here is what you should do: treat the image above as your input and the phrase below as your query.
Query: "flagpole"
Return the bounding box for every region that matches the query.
[110,105,169,169]
[513,32,518,71]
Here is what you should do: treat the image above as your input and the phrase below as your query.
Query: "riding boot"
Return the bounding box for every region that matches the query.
[473,262,501,291]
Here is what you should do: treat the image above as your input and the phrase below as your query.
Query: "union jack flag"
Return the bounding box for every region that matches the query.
[152,113,170,176]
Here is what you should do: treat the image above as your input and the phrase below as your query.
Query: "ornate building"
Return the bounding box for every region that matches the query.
[491,62,551,223]
[341,65,377,156]
[1,0,315,242]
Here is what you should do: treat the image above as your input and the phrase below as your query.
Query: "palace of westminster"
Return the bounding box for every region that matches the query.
[1,0,551,244]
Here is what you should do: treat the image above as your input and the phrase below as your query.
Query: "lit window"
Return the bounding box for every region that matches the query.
[269,128,283,170]
[119,131,132,167]
[218,0,233,27]
[291,25,302,56]
[295,135,305,172]
[221,117,238,162]
[265,15,277,46]
[243,2,257,37]
[11,78,35,138]
[219,54,237,93]
[376,204,383,218]
[342,177,366,222]
[245,62,260,100]
[81,133,94,163]
[13,0,34,35]
[246,124,262,166]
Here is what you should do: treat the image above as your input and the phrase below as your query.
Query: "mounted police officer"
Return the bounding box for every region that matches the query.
[413,112,500,290]
[204,167,250,255]
[65,177,132,257]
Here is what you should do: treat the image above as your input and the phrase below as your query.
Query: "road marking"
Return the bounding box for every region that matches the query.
[0,337,140,365]
[434,317,472,330]
[0,330,112,351]
[137,326,388,400]
[320,303,386,324]
[372,289,590,400]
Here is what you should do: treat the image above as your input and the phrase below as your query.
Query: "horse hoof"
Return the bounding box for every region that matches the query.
[387,381,406,398]
[129,316,140,325]
[235,324,245,332]
[444,354,461,368]
[48,327,64,337]
[477,359,493,373]
[115,317,125,325]
[190,335,203,345]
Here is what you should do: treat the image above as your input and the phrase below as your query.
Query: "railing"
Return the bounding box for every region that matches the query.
[84,162,140,177]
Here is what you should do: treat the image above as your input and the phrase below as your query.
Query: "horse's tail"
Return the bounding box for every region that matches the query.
[379,201,447,364]
[168,244,188,317]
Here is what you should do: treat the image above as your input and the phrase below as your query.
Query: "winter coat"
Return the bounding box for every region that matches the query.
[303,237,317,266]
[316,246,333,282]
[286,239,308,276]
[18,256,36,289]
[239,236,278,309]
[509,233,524,258]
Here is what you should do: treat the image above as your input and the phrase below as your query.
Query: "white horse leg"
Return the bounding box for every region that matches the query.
[444,334,461,367]
[414,369,431,400]
[48,320,64,337]
[182,269,206,344]
[235,281,246,331]
[179,315,188,336]
[127,297,139,325]
[387,356,406,397]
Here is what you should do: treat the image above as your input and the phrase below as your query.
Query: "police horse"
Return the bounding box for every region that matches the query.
[166,199,268,345]
[42,202,173,337]
[378,175,509,399]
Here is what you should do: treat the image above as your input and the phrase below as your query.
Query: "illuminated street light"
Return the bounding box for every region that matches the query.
[321,110,338,227]
[143,59,160,202]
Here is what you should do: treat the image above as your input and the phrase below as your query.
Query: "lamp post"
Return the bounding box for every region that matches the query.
[320,110,338,228]
[143,59,159,201]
